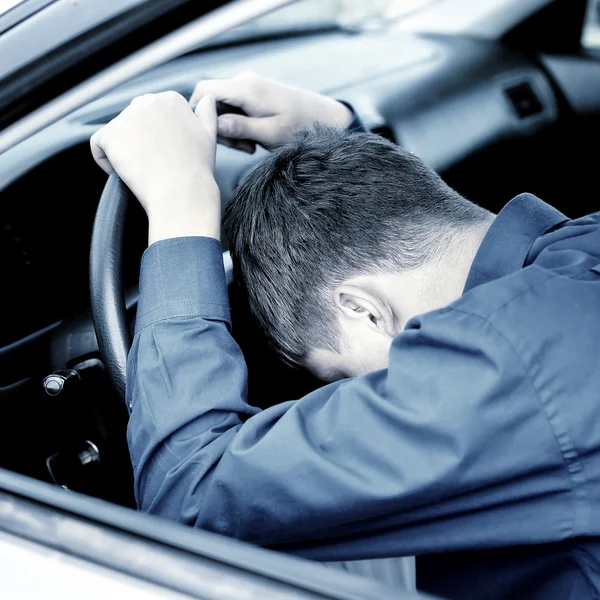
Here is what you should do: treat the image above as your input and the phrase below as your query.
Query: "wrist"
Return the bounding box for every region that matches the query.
[146,176,221,244]
[148,212,220,245]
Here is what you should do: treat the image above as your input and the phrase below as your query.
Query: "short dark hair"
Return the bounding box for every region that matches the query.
[224,126,489,364]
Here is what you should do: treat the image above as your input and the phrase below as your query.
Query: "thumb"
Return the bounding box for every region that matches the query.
[90,129,114,175]
[217,113,279,147]
[194,94,217,140]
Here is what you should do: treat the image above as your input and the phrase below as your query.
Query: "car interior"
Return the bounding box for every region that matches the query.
[1,0,600,591]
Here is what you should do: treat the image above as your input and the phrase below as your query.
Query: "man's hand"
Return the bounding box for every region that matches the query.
[190,72,353,152]
[90,92,221,244]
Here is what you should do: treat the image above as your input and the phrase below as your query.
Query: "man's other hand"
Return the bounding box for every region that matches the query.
[90,92,221,244]
[190,72,353,152]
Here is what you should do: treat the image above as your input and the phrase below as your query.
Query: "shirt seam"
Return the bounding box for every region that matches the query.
[137,301,230,320]
[136,311,231,335]
[451,298,587,539]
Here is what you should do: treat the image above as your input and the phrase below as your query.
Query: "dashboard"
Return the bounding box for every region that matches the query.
[0,29,561,191]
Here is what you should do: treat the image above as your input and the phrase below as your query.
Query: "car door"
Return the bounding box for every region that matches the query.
[0,466,432,599]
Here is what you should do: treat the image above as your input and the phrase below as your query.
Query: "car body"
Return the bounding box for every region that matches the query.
[0,0,599,597]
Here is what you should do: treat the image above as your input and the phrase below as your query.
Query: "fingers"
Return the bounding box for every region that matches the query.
[194,94,217,140]
[190,78,248,110]
[90,129,113,174]
[217,113,278,146]
[190,71,263,113]
[90,90,221,186]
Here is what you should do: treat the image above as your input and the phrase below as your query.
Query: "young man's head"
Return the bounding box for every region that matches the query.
[224,127,493,381]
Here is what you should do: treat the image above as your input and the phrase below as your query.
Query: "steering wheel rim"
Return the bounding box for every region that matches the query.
[90,172,131,402]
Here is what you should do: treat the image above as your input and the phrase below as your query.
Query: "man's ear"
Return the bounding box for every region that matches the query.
[334,285,395,336]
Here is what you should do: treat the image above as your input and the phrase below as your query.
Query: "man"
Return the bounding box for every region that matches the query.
[91,73,600,600]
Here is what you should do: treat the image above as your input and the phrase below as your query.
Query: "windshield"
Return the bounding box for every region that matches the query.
[210,0,437,45]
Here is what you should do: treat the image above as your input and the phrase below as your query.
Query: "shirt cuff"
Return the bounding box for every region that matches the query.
[337,100,367,133]
[135,236,231,334]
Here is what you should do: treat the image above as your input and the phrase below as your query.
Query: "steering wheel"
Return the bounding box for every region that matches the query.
[90,172,132,402]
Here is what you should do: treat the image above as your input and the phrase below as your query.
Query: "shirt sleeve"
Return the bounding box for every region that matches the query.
[127,237,573,561]
[338,100,367,133]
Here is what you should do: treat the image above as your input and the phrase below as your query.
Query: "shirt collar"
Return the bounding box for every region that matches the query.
[463,193,568,293]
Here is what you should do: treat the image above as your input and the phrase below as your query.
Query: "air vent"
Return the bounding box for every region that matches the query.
[505,82,544,119]
[370,124,397,144]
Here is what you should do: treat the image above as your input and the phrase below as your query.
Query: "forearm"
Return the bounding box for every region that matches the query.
[127,236,259,520]
[128,313,261,518]
[125,236,354,547]
[126,236,334,544]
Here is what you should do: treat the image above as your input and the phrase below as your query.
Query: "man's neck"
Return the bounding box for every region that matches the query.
[433,217,495,305]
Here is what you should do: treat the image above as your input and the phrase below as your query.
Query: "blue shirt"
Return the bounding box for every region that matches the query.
[127,194,600,600]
